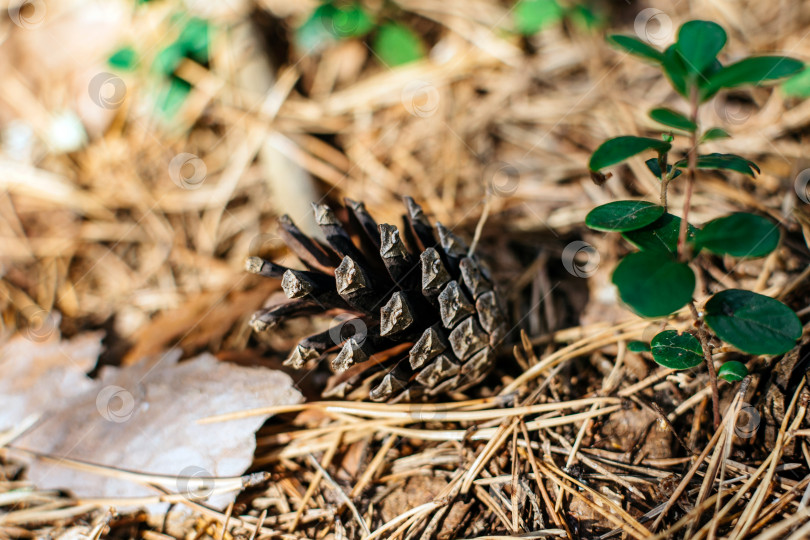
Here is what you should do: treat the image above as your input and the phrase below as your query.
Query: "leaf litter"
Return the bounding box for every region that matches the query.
[1,329,301,513]
[1,0,810,537]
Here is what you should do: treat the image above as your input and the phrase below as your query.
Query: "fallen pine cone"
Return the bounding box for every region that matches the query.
[246,197,508,401]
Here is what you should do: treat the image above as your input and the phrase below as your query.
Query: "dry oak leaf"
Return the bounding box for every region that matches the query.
[11,349,302,512]
[0,331,102,433]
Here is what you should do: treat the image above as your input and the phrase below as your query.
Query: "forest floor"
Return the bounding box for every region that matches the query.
[2,0,810,538]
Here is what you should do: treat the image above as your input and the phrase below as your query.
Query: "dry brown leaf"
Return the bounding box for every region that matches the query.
[6,344,301,512]
[0,329,102,433]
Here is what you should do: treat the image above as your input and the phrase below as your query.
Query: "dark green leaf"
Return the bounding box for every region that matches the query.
[514,0,563,35]
[717,361,748,382]
[696,212,779,258]
[585,201,665,232]
[699,153,760,175]
[662,45,689,98]
[700,127,731,142]
[607,34,664,63]
[675,20,726,76]
[650,330,704,370]
[705,56,804,94]
[153,43,185,75]
[295,4,339,51]
[589,136,671,171]
[698,58,724,99]
[649,107,697,132]
[623,213,697,255]
[569,4,605,31]
[704,289,801,355]
[108,46,137,70]
[645,158,682,180]
[372,23,424,66]
[156,77,191,118]
[628,340,651,352]
[675,153,760,176]
[331,3,375,38]
[612,252,695,318]
[176,18,210,63]
[782,66,810,98]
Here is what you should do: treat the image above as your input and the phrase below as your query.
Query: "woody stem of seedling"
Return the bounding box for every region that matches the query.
[690,301,720,428]
[679,86,721,429]
[660,154,672,209]
[660,178,668,208]
[677,87,699,262]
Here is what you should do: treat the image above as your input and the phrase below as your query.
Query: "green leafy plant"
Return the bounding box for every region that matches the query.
[108,17,212,119]
[783,65,810,98]
[586,20,804,426]
[513,0,606,35]
[295,1,424,67]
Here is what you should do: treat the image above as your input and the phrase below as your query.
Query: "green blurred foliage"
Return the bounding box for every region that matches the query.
[107,16,212,119]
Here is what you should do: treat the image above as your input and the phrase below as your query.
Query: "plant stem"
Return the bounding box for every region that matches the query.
[660,176,669,208]
[680,87,720,429]
[659,153,670,209]
[677,88,700,262]
[689,301,721,429]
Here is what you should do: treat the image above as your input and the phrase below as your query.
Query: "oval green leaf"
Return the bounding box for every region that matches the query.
[612,252,695,318]
[108,46,137,70]
[651,330,704,370]
[154,43,186,75]
[704,289,801,355]
[676,20,726,76]
[585,201,665,232]
[156,77,191,118]
[589,136,671,171]
[705,56,804,94]
[645,158,682,181]
[697,59,725,101]
[628,340,651,353]
[622,213,698,255]
[675,153,760,176]
[649,108,697,132]
[331,3,375,38]
[296,4,339,51]
[696,212,779,258]
[700,127,731,142]
[717,361,748,382]
[569,4,605,31]
[662,45,689,98]
[782,66,810,98]
[372,23,424,66]
[514,0,563,35]
[607,34,664,63]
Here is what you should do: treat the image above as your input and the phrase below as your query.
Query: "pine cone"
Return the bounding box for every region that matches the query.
[246,197,507,401]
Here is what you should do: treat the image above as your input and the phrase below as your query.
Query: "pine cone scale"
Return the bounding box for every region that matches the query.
[247,198,506,401]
